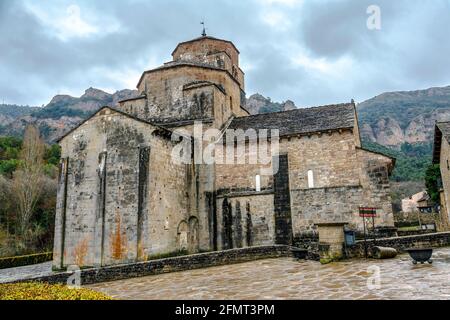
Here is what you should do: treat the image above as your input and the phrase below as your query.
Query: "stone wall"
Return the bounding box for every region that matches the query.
[397,229,436,237]
[54,109,208,269]
[215,193,275,250]
[292,233,319,260]
[273,154,293,244]
[280,131,361,190]
[440,138,450,228]
[291,185,364,234]
[316,223,347,262]
[21,246,293,285]
[213,129,395,248]
[278,133,393,235]
[136,65,246,127]
[356,148,395,227]
[441,190,449,230]
[171,37,245,89]
[125,36,249,131]
[215,140,275,191]
[346,232,450,258]
[54,36,396,270]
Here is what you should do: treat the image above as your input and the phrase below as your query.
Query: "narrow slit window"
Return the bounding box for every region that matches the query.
[255,175,261,192]
[307,170,314,189]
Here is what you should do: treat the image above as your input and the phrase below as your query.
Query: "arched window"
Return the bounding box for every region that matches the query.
[255,174,261,192]
[307,170,314,189]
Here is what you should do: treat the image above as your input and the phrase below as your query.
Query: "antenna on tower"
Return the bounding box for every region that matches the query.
[201,21,207,37]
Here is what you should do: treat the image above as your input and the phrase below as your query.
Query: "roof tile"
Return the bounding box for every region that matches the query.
[228,103,355,136]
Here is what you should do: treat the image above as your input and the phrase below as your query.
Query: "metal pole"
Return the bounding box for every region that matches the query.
[372,214,376,243]
[363,215,368,259]
[417,210,422,231]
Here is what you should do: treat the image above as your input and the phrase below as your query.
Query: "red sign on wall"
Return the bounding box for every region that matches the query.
[359,207,377,217]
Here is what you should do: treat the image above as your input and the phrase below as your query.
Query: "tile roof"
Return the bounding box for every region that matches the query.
[171,36,240,55]
[228,103,355,137]
[137,61,232,88]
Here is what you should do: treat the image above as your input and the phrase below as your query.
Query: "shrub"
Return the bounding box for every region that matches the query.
[0,252,53,269]
[0,282,112,300]
[0,159,21,176]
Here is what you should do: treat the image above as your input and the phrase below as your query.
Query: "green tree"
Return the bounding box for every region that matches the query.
[0,159,21,177]
[44,144,61,166]
[425,164,441,203]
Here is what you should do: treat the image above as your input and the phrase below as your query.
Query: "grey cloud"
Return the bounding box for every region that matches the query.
[298,0,406,59]
[0,0,263,105]
[396,2,450,85]
[0,0,449,107]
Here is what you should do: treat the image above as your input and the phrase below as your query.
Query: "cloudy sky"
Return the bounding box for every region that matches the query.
[1,0,450,107]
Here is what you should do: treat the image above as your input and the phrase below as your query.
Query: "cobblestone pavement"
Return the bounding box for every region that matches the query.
[87,247,450,300]
[0,262,53,284]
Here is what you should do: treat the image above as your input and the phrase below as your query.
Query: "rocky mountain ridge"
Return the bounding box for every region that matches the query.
[0,88,138,142]
[1,85,450,149]
[245,93,297,114]
[357,85,450,147]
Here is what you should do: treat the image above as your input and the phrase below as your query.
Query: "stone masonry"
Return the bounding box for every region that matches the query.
[433,122,450,230]
[53,34,396,269]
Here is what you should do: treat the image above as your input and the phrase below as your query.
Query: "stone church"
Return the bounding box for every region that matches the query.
[53,35,395,269]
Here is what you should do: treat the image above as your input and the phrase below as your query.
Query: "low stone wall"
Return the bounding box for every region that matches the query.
[12,245,293,285]
[346,232,450,258]
[293,233,319,260]
[397,229,436,237]
[0,252,53,270]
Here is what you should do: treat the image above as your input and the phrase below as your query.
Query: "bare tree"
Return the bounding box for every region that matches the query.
[0,175,11,235]
[12,125,45,241]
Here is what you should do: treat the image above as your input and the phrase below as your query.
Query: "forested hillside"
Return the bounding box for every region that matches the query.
[2,85,449,185]
[362,141,432,182]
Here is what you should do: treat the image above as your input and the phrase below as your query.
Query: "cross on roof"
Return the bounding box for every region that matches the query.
[201,21,207,37]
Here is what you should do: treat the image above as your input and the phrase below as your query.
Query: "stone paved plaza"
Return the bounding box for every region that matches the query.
[0,262,53,284]
[87,247,450,300]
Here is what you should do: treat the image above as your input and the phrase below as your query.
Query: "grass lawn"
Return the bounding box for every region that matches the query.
[398,226,420,231]
[0,282,112,300]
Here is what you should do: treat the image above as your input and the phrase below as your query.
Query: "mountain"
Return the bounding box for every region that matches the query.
[0,88,138,142]
[247,86,450,186]
[356,85,450,188]
[357,86,450,147]
[0,104,40,128]
[0,91,295,142]
[2,85,449,184]
[246,94,296,114]
[248,86,450,143]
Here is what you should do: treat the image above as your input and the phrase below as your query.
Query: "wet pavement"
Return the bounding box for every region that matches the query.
[87,247,450,300]
[0,262,53,284]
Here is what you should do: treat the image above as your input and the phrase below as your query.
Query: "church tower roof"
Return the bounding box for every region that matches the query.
[171,35,240,57]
